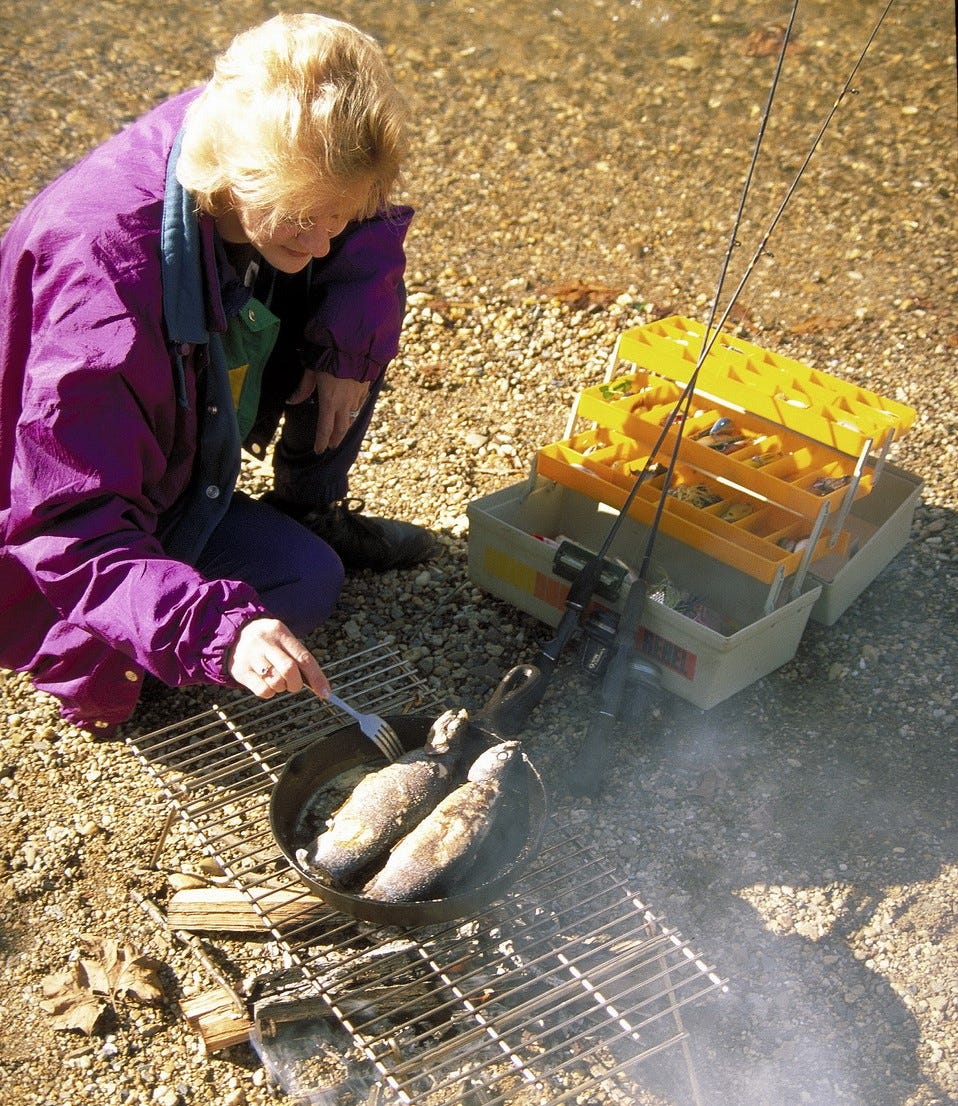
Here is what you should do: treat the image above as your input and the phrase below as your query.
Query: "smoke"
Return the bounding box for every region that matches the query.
[249,996,379,1106]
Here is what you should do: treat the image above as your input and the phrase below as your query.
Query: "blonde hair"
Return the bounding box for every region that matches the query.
[176,13,408,230]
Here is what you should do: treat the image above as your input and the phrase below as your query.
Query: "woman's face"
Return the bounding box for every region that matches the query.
[218,178,373,273]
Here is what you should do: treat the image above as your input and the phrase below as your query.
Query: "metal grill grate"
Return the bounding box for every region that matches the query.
[127,643,726,1105]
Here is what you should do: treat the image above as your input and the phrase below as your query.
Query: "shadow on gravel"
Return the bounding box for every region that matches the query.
[513,525,957,1106]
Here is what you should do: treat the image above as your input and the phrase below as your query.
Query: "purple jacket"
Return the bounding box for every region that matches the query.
[0,90,411,734]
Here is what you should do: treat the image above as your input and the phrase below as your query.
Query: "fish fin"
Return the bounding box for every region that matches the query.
[424,707,470,755]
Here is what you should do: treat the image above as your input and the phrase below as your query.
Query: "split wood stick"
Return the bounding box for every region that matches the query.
[179,988,253,1051]
[131,890,247,1013]
[131,890,254,1052]
[166,885,326,934]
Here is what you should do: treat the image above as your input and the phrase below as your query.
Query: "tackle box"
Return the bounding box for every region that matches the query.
[467,477,822,709]
[467,315,923,706]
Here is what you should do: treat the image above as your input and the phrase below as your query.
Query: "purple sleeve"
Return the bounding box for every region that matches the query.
[299,205,413,383]
[6,235,266,687]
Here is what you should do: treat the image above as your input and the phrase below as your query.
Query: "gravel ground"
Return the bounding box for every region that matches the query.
[1,2,955,1105]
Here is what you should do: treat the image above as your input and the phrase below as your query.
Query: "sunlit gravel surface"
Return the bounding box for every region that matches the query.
[1,2,955,1105]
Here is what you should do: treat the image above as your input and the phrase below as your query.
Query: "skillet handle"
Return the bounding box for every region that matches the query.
[474,663,551,737]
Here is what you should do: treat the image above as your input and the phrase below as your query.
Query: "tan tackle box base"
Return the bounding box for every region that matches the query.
[467,478,821,710]
[806,461,923,625]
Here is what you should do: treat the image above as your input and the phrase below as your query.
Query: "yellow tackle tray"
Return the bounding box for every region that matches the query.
[609,314,916,458]
[572,372,875,520]
[536,429,851,587]
[537,315,917,589]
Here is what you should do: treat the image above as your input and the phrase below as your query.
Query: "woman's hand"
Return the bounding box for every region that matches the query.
[287,369,369,452]
[228,617,330,700]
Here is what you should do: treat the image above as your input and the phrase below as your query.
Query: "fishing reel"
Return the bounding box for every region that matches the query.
[577,606,661,696]
[552,539,629,602]
[577,607,619,678]
[548,537,661,710]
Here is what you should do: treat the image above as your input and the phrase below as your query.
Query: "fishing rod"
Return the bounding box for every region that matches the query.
[563,0,802,793]
[633,0,802,586]
[530,0,803,695]
[633,0,897,575]
[566,0,902,793]
[516,0,899,765]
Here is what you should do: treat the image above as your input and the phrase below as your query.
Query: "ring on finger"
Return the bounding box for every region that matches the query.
[259,662,274,679]
[348,409,361,419]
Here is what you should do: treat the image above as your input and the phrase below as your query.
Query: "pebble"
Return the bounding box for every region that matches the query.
[1,3,955,1106]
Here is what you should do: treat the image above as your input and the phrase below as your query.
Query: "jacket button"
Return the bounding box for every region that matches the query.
[248,307,256,323]
[124,670,139,682]
[206,485,220,499]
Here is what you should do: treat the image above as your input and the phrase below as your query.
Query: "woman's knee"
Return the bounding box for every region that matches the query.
[195,493,346,636]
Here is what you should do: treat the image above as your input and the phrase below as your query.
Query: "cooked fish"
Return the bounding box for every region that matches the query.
[361,740,527,903]
[298,708,469,886]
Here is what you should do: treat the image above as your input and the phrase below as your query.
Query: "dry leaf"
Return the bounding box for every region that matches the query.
[788,314,854,334]
[39,964,109,1035]
[112,953,164,1005]
[743,23,803,58]
[538,280,623,310]
[79,957,113,996]
[416,361,446,389]
[41,967,76,999]
[38,935,166,1035]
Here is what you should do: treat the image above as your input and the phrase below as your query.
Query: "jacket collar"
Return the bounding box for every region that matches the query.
[161,130,226,343]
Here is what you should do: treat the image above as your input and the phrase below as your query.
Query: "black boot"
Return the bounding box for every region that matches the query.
[264,495,438,572]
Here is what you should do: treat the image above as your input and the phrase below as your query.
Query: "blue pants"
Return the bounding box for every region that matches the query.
[195,491,345,638]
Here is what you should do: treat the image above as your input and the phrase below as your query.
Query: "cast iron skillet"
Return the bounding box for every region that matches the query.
[270,664,550,928]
